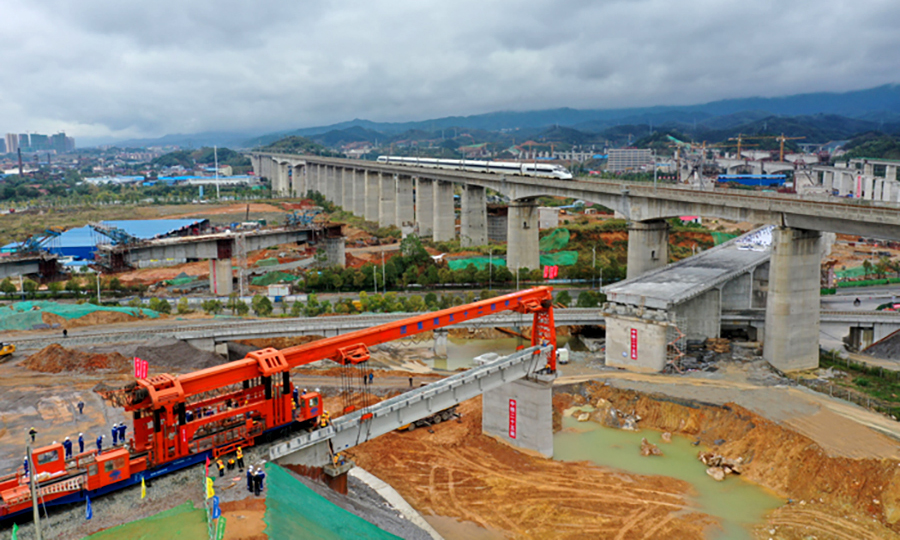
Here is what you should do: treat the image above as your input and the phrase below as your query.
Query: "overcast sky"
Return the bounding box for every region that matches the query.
[2,0,898,142]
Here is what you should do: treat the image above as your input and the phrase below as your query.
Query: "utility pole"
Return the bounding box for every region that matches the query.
[592,246,596,290]
[381,251,386,294]
[214,146,220,200]
[27,442,42,540]
[96,272,101,304]
[489,249,493,291]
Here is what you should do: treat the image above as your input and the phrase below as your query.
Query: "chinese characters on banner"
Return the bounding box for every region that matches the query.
[134,357,149,379]
[630,328,638,360]
[509,399,517,439]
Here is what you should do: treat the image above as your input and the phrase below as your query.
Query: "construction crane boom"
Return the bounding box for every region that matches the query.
[128,286,556,411]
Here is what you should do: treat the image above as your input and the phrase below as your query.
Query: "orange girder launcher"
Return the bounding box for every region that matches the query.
[0,287,555,524]
[125,286,555,469]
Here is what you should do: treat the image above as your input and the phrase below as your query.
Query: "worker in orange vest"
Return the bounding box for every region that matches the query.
[236,447,245,470]
[216,458,225,477]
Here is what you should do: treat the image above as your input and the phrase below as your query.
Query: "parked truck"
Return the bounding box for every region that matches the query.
[398,405,459,431]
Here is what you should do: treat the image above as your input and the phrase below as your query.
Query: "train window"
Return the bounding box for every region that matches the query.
[104,461,117,473]
[309,397,319,407]
[115,458,125,469]
[37,451,58,465]
[88,464,98,476]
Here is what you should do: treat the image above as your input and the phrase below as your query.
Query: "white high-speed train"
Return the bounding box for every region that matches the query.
[376,156,574,180]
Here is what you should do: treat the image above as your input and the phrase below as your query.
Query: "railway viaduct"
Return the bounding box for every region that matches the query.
[250,152,900,372]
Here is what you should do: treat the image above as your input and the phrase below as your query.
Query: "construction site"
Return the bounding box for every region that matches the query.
[2,197,900,539]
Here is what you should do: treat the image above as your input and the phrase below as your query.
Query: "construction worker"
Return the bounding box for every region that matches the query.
[77,401,84,414]
[63,437,73,459]
[111,423,119,446]
[319,411,330,428]
[253,469,262,496]
[216,458,225,477]
[368,372,374,385]
[28,427,37,443]
[227,458,235,471]
[23,457,28,477]
[78,433,84,453]
[246,466,254,492]
[257,467,266,492]
[119,423,127,444]
[236,447,244,470]
[96,435,103,454]
[292,387,299,406]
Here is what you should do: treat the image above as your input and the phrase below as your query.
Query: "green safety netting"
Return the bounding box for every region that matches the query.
[0,301,159,332]
[539,228,570,251]
[85,501,208,540]
[251,271,300,286]
[263,463,400,540]
[447,257,505,271]
[165,276,195,286]
[255,257,280,267]
[836,265,867,279]
[540,251,578,266]
[711,232,739,245]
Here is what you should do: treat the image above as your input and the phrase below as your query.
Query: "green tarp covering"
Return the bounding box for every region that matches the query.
[539,228,570,251]
[447,257,504,271]
[263,463,399,540]
[540,251,578,266]
[251,272,299,286]
[836,265,867,279]
[255,257,280,267]
[85,501,208,540]
[0,301,158,331]
[711,232,739,245]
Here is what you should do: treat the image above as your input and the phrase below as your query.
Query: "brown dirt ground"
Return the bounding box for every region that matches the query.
[166,203,288,219]
[23,343,131,374]
[348,397,717,540]
[571,382,900,540]
[220,498,267,540]
[42,310,150,329]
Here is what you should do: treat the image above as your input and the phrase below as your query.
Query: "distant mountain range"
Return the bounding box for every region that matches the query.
[102,84,900,150]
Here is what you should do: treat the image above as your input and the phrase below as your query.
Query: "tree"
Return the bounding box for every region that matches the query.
[66,277,82,295]
[863,260,874,279]
[407,295,426,312]
[399,234,430,266]
[235,300,250,316]
[149,297,171,314]
[424,292,438,309]
[0,278,15,295]
[176,297,192,314]
[48,281,63,296]
[576,291,600,308]
[108,277,123,291]
[22,279,38,297]
[201,299,223,315]
[556,290,572,307]
[251,294,273,317]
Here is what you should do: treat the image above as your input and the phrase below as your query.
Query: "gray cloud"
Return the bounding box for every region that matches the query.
[1,0,898,141]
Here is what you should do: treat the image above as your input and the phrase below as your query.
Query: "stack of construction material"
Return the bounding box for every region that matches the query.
[705,338,731,354]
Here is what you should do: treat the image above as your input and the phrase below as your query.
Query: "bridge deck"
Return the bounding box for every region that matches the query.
[270,345,550,465]
[604,227,772,310]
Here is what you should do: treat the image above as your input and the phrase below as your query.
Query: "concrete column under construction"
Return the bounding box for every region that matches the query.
[396,176,415,228]
[764,227,822,371]
[415,178,434,237]
[365,171,380,222]
[482,376,555,457]
[324,236,346,268]
[379,173,397,227]
[209,258,233,296]
[626,219,669,279]
[506,200,540,272]
[277,162,290,197]
[460,184,487,247]
[433,180,455,242]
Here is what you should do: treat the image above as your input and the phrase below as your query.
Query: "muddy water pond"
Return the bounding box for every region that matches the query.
[555,408,783,540]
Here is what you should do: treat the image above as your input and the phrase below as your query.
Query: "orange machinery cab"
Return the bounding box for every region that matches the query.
[294,392,322,424]
[85,448,131,491]
[32,443,67,478]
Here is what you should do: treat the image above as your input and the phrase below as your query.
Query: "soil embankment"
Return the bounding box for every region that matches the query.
[562,382,900,539]
[349,397,716,539]
[23,343,131,373]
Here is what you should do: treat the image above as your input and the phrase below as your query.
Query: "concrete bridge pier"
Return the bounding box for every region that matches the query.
[396,176,415,230]
[325,236,346,268]
[482,374,555,457]
[415,178,434,237]
[433,328,448,356]
[379,173,397,227]
[209,258,233,296]
[351,169,365,216]
[365,171,380,222]
[764,227,822,371]
[507,200,540,272]
[292,164,305,197]
[339,168,349,209]
[460,184,487,247]
[626,219,669,279]
[277,162,291,197]
[433,181,455,242]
